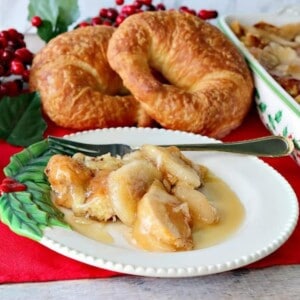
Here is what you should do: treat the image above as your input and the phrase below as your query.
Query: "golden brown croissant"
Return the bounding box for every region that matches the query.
[29,26,152,129]
[107,11,254,138]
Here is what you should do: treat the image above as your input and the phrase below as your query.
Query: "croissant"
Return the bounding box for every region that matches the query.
[29,26,152,129]
[107,11,254,138]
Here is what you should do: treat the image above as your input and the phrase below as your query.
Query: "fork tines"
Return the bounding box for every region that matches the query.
[48,136,100,156]
[47,136,131,157]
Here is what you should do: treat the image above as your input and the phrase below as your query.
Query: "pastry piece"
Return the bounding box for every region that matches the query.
[46,154,116,221]
[108,159,161,226]
[73,152,123,171]
[172,184,219,228]
[133,180,193,252]
[140,144,201,188]
[45,154,93,212]
[30,26,152,129]
[107,11,253,138]
[83,170,115,221]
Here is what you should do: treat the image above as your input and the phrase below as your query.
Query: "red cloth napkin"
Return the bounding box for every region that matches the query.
[0,108,299,283]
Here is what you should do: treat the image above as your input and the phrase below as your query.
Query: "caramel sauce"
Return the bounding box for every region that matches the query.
[194,171,245,249]
[56,170,244,251]
[60,207,114,244]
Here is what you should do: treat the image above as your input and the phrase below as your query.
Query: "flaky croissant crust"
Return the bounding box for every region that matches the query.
[29,26,151,129]
[107,11,254,138]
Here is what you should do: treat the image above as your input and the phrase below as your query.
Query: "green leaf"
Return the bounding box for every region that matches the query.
[56,0,80,26]
[28,0,60,25]
[268,114,276,130]
[258,102,267,113]
[0,139,69,241]
[37,20,56,43]
[53,18,69,37]
[282,126,288,137]
[274,111,283,123]
[28,0,79,42]
[0,92,47,147]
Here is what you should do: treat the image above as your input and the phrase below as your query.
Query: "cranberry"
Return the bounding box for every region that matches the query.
[115,14,127,26]
[0,30,9,40]
[132,1,143,9]
[7,40,18,49]
[99,8,108,18]
[198,10,218,20]
[14,79,23,90]
[0,83,7,97]
[4,69,11,77]
[78,21,90,27]
[10,59,25,75]
[7,28,23,41]
[14,47,33,64]
[156,3,166,10]
[138,0,152,5]
[103,20,112,26]
[1,49,13,62]
[22,69,30,82]
[1,81,19,96]
[15,38,26,49]
[121,5,137,16]
[179,6,190,13]
[107,8,118,20]
[187,9,196,15]
[31,16,43,27]
[0,37,8,49]
[91,17,102,25]
[0,26,33,98]
[115,0,124,5]
[0,64,4,77]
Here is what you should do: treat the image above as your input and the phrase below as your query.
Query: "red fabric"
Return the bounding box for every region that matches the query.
[0,108,299,283]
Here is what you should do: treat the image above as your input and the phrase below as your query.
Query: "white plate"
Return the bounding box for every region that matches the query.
[37,127,298,277]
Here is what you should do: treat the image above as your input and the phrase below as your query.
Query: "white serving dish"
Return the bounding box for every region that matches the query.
[218,6,300,166]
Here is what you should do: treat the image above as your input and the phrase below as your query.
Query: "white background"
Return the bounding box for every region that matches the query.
[0,0,300,32]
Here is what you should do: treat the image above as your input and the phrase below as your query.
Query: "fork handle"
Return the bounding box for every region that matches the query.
[162,136,294,157]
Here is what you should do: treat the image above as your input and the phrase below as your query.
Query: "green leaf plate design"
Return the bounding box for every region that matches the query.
[0,139,69,241]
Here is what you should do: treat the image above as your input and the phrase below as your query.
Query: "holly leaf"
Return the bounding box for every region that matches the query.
[258,102,267,113]
[274,110,283,123]
[28,0,79,42]
[1,139,68,241]
[54,18,69,36]
[28,0,60,26]
[36,20,56,43]
[56,0,80,26]
[268,114,276,130]
[0,92,47,147]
